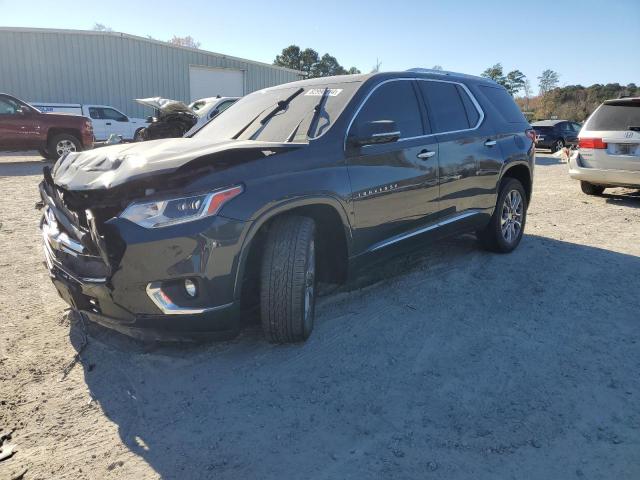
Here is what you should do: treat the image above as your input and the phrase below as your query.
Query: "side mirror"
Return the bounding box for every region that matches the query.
[348,120,400,147]
[16,106,30,115]
[146,116,154,123]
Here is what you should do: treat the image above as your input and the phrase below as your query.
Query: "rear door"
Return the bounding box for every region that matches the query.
[419,80,500,216]
[346,79,440,253]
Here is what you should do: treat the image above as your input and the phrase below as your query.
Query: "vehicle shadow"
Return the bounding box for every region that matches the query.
[69,234,640,479]
[534,155,564,166]
[604,190,640,208]
[0,159,51,177]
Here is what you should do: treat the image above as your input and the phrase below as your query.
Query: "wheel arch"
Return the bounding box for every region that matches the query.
[500,162,532,203]
[233,196,352,306]
[47,128,82,143]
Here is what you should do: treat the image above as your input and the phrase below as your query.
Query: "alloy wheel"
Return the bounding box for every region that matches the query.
[56,139,77,156]
[500,190,524,244]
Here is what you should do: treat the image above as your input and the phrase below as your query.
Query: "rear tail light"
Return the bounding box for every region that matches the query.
[525,129,536,143]
[579,138,607,149]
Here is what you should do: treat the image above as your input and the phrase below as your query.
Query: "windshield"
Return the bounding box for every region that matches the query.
[194,81,362,143]
[189,100,211,117]
[586,103,640,131]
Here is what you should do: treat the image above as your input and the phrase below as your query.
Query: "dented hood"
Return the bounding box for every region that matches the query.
[52,137,303,191]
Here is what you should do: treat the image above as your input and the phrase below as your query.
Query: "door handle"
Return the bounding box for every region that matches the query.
[417,150,436,159]
[484,139,497,147]
[106,122,112,125]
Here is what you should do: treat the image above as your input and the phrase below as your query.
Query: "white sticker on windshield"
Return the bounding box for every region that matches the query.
[305,89,343,97]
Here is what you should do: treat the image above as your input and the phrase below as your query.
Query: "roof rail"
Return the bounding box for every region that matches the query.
[406,68,493,82]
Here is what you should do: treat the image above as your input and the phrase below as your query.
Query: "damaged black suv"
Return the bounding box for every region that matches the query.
[39,69,534,343]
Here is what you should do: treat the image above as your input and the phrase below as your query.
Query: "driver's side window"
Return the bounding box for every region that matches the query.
[0,98,20,115]
[351,81,423,140]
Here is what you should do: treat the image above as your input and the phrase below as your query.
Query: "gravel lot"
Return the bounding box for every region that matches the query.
[1,151,639,480]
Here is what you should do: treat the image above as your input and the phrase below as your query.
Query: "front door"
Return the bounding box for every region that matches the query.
[346,79,440,254]
[0,96,40,150]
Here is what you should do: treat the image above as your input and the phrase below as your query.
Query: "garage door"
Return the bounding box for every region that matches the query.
[189,66,244,101]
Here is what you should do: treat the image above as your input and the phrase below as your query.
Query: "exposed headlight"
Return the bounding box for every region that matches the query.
[120,185,243,228]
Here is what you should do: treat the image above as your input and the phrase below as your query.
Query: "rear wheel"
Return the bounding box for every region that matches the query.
[260,216,316,343]
[477,178,527,253]
[48,134,81,159]
[551,138,564,153]
[580,181,605,195]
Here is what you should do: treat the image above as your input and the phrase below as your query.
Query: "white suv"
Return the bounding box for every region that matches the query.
[569,97,640,195]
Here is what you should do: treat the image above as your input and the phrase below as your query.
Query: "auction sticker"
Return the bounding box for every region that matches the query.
[305,89,343,96]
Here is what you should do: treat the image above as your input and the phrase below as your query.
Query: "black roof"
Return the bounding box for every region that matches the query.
[264,69,500,91]
[531,120,567,127]
[603,97,640,106]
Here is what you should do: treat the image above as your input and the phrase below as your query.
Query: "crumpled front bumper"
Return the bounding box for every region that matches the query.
[40,181,248,340]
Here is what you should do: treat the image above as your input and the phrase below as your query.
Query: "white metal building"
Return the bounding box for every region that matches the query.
[0,27,303,117]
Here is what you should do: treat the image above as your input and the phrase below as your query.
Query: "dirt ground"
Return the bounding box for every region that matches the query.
[1,151,639,480]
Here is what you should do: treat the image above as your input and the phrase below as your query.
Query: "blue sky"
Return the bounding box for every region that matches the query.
[1,0,638,93]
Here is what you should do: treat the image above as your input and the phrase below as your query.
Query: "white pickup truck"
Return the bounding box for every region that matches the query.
[29,102,148,141]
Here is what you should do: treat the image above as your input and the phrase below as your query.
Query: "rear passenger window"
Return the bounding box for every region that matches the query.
[478,85,527,123]
[353,81,423,139]
[419,81,470,133]
[456,85,480,127]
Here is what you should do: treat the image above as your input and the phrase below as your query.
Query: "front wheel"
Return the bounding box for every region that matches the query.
[260,216,316,343]
[580,181,605,196]
[477,178,527,253]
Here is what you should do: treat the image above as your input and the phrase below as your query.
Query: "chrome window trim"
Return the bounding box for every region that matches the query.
[344,77,485,150]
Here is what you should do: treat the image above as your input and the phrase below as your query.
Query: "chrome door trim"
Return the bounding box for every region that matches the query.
[344,78,486,151]
[368,210,482,252]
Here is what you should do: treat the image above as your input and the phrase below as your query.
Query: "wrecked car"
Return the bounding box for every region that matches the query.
[134,97,198,140]
[39,70,534,343]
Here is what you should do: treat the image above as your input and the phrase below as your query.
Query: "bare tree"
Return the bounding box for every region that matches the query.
[168,35,201,49]
[523,79,532,111]
[371,58,382,73]
[432,65,443,70]
[92,23,112,32]
[538,69,560,95]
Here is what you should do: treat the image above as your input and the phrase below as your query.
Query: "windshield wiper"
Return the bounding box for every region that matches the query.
[286,88,330,142]
[234,87,305,141]
[306,88,330,139]
[260,87,304,126]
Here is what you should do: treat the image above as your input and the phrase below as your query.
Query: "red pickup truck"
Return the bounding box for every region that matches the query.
[0,93,93,159]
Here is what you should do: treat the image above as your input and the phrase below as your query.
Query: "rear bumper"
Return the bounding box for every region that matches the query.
[569,154,640,187]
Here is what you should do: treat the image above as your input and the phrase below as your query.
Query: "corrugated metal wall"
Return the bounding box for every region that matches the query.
[0,28,302,117]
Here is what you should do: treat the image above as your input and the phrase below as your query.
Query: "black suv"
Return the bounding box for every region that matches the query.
[39,69,535,343]
[531,119,582,152]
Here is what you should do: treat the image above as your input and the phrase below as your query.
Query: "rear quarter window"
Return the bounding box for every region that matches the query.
[479,85,527,123]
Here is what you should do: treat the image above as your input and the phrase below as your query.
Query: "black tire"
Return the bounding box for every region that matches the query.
[580,181,605,196]
[48,133,82,159]
[260,216,316,343]
[551,138,564,153]
[477,178,527,253]
[38,147,57,160]
[134,128,146,142]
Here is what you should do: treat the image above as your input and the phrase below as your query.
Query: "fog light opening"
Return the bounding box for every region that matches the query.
[184,279,198,298]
